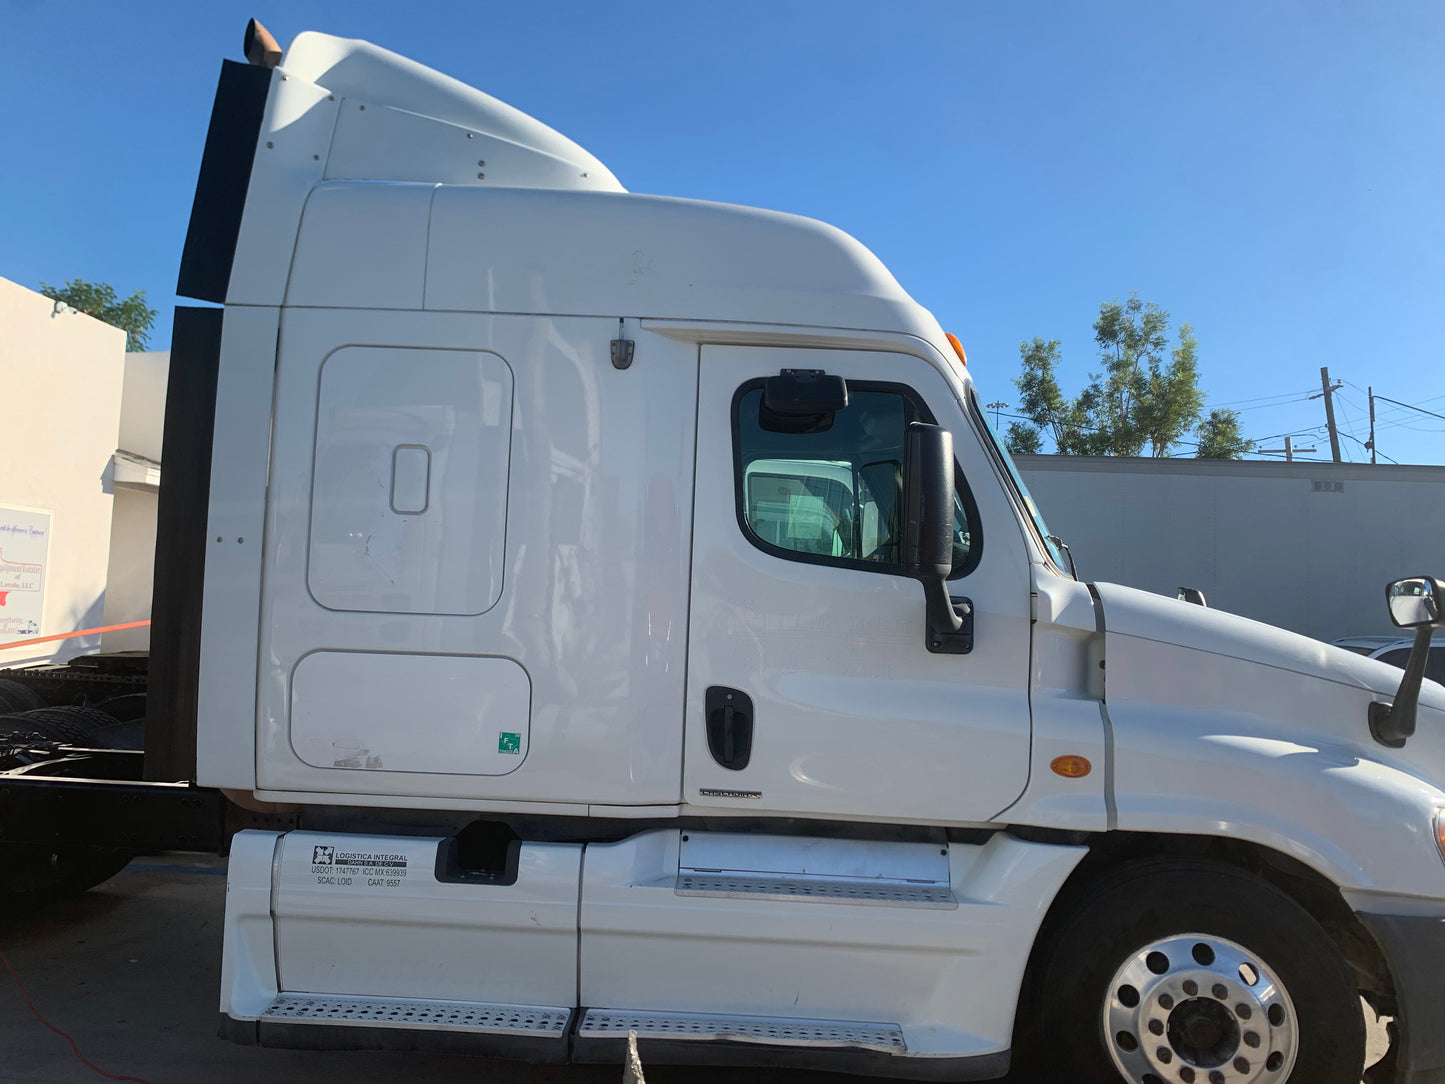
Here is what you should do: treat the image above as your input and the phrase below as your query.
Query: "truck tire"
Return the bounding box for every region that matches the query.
[0,844,135,917]
[0,706,115,744]
[0,679,44,714]
[1025,858,1364,1084]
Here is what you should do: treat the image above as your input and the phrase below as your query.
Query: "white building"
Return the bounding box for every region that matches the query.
[0,277,162,666]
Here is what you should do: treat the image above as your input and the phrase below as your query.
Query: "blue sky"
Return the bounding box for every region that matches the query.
[3,1,1441,463]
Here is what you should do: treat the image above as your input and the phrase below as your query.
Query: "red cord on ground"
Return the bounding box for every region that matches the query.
[1,950,155,1084]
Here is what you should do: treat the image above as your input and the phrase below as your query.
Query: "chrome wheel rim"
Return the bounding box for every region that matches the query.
[1103,933,1299,1084]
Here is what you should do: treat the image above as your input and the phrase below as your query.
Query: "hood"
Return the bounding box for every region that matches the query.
[1087,583,1445,896]
[1092,581,1445,711]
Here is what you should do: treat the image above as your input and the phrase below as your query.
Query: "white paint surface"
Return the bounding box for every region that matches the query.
[307,346,513,617]
[271,832,581,1008]
[254,310,695,806]
[684,346,1034,824]
[0,277,124,664]
[289,651,530,775]
[579,829,1085,1056]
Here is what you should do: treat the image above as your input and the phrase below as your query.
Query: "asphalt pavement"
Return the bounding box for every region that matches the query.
[0,854,1387,1084]
[0,854,860,1084]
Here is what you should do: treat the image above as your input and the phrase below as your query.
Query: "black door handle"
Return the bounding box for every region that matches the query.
[705,687,753,771]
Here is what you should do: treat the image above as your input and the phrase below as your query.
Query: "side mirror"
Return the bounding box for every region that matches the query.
[1370,575,1444,749]
[1386,576,1445,629]
[902,423,955,580]
[902,423,972,654]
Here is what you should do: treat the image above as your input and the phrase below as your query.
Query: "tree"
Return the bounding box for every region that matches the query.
[1008,337,1109,455]
[1004,422,1042,455]
[1195,408,1253,459]
[1006,294,1207,458]
[38,278,157,352]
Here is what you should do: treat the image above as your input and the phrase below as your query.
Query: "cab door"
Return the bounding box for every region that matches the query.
[683,346,1033,823]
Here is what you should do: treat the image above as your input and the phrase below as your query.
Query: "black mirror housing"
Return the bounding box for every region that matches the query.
[1370,574,1444,748]
[902,423,971,654]
[903,423,955,581]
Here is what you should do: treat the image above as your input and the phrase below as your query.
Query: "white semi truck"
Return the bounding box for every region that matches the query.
[2,21,1443,1084]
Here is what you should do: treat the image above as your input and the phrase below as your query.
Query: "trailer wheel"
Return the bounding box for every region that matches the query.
[1027,859,1363,1084]
[0,844,135,917]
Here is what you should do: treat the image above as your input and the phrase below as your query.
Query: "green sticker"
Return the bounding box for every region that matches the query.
[498,732,521,755]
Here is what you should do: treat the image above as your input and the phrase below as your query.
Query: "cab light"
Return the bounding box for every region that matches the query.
[945,333,968,367]
[1050,755,1092,779]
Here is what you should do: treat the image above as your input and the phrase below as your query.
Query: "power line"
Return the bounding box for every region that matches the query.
[1209,387,1319,408]
[1249,425,1329,444]
[1338,430,1400,465]
[1372,394,1445,425]
[1230,396,1318,413]
[1344,381,1445,411]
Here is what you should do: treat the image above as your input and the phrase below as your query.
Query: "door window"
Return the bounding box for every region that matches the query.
[733,381,979,576]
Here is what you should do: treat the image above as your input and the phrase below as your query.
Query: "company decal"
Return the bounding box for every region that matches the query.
[309,844,409,889]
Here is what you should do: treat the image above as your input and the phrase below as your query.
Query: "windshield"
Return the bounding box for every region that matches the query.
[968,389,1071,572]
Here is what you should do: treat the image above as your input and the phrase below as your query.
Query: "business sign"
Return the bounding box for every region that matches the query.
[0,507,51,642]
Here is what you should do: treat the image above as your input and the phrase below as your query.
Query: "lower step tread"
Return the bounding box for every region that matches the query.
[578,1008,906,1053]
[262,994,571,1037]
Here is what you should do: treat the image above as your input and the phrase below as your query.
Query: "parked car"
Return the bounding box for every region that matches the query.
[1331,634,1409,656]
[1370,639,1445,684]
[1333,634,1445,683]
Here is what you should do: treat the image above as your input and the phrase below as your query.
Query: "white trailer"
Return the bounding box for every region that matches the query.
[3,22,1443,1084]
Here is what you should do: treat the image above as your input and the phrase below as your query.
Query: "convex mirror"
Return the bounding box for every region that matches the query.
[1386,576,1445,629]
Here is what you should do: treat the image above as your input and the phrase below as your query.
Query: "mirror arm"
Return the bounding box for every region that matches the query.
[1368,625,1433,748]
[920,576,973,655]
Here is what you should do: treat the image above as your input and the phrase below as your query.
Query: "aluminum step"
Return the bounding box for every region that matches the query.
[577,1008,906,1053]
[675,872,956,908]
[260,993,571,1037]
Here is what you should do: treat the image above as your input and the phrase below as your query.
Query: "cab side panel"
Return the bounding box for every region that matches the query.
[253,308,695,807]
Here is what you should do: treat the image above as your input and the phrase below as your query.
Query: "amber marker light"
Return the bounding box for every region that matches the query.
[945,333,968,367]
[1050,755,1092,779]
[1435,808,1445,865]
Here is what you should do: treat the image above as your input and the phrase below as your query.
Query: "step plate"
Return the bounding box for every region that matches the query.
[578,1008,906,1053]
[261,994,571,1037]
[676,873,956,909]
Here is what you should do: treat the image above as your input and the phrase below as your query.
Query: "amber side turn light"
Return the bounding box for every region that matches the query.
[945,333,968,366]
[1050,755,1092,779]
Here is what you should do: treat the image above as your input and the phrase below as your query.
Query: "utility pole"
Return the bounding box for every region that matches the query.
[1319,366,1342,463]
[1260,435,1316,462]
[1367,386,1377,465]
